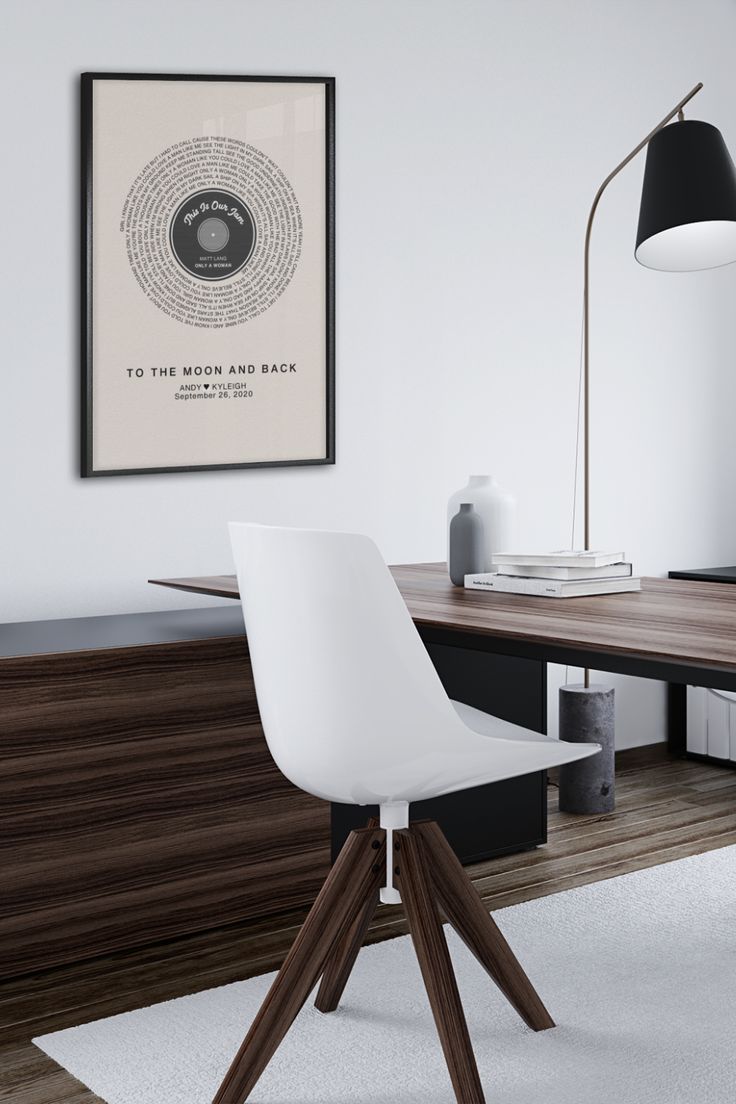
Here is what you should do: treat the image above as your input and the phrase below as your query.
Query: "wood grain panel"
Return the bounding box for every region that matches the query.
[0,635,330,980]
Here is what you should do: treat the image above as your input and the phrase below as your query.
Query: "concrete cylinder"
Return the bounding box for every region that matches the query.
[558,684,615,814]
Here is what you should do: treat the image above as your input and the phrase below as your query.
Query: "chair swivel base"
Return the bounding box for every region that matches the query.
[212,820,554,1104]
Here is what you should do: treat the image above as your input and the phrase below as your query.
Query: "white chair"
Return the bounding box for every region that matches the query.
[215,524,600,1104]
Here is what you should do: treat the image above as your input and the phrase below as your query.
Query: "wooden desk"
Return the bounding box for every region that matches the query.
[5,568,729,980]
[150,566,736,691]
[152,566,736,770]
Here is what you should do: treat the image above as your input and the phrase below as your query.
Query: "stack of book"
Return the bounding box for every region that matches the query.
[465,550,641,598]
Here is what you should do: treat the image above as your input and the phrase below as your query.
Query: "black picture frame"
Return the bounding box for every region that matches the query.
[81,73,335,477]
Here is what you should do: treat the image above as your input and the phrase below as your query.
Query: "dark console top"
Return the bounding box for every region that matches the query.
[0,605,245,658]
[669,566,736,584]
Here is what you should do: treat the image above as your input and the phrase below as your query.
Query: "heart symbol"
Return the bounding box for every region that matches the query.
[204,384,210,389]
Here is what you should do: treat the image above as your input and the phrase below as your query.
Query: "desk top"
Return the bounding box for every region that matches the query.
[149,565,736,689]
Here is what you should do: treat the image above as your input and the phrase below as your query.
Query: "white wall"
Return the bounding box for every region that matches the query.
[3,0,736,747]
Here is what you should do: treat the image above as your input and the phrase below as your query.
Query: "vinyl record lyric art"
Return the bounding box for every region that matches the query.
[81,74,335,476]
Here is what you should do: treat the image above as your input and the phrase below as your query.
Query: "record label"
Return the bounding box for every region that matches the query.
[169,189,256,281]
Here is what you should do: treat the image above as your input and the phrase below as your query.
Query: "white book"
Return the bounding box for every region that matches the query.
[464,573,642,598]
[498,562,633,581]
[491,550,625,569]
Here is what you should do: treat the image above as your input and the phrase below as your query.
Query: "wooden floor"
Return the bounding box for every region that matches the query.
[3,746,736,1103]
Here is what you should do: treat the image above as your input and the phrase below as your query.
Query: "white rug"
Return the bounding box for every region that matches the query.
[35,845,736,1104]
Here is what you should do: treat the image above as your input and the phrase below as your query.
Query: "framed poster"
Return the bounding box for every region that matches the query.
[81,73,334,476]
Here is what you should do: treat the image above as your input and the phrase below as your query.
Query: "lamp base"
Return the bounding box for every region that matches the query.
[558,684,615,814]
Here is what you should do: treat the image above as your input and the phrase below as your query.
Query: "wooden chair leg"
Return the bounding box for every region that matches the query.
[212,826,386,1104]
[414,820,554,1031]
[396,829,486,1104]
[315,814,380,1013]
[315,887,380,1012]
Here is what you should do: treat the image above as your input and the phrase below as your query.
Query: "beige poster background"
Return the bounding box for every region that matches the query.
[91,79,328,471]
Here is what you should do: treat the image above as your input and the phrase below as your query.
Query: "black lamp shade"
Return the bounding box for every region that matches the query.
[635,119,736,271]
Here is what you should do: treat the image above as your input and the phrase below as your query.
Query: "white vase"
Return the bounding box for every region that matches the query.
[447,475,516,573]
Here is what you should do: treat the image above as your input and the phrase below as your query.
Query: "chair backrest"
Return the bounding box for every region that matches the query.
[229,524,461,804]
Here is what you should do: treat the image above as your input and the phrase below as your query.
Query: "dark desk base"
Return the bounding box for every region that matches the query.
[667,568,736,767]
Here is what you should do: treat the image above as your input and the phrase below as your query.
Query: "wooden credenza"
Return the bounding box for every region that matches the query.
[0,608,330,980]
[0,606,546,980]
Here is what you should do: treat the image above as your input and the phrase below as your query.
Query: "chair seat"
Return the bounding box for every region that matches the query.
[344,701,599,808]
[451,700,560,743]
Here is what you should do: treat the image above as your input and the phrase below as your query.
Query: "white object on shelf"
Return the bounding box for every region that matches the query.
[686,687,736,759]
[706,691,731,759]
[686,687,708,755]
[447,475,515,573]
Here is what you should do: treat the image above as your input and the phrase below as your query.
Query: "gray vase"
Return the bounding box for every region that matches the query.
[449,503,485,586]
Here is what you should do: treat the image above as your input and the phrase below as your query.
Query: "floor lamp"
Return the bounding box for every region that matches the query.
[560,82,736,814]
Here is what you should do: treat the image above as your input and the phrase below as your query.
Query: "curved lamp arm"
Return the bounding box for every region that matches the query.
[582,81,703,550]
